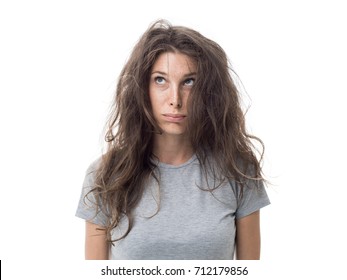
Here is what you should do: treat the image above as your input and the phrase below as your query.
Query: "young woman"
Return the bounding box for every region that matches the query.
[76,20,270,260]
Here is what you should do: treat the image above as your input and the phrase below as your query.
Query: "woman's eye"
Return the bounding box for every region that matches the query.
[184,78,195,86]
[154,77,166,85]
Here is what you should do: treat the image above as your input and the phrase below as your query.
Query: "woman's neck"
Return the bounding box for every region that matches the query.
[152,134,194,166]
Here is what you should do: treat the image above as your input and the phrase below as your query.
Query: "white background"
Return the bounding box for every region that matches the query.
[1,0,346,278]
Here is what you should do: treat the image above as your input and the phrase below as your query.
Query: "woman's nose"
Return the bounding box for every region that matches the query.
[169,85,182,108]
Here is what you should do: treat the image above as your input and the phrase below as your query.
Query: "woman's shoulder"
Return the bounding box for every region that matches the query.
[85,155,103,175]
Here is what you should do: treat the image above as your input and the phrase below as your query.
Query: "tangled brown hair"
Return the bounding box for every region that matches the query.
[89,20,265,244]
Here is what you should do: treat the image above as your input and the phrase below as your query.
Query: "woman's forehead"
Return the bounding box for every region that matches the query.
[152,52,197,76]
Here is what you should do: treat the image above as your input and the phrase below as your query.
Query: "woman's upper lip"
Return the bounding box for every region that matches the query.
[163,113,186,118]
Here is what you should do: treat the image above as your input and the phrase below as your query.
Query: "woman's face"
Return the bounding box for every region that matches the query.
[149,52,197,137]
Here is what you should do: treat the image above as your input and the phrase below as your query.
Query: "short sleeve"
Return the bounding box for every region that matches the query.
[231,179,270,219]
[75,159,108,226]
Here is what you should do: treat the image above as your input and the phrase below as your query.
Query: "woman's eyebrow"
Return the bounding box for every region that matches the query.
[151,71,196,76]
[182,72,197,77]
[151,71,167,75]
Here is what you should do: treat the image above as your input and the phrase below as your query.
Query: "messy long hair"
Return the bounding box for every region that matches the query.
[89,20,265,243]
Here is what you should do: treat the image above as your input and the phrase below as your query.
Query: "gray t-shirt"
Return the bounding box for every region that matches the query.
[76,155,270,259]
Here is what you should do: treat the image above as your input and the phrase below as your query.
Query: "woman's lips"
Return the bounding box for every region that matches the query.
[162,114,187,122]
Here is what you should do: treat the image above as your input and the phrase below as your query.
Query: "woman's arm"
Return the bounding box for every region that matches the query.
[235,210,261,260]
[85,221,109,260]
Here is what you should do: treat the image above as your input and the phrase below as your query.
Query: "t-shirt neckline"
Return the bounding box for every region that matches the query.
[156,154,197,169]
